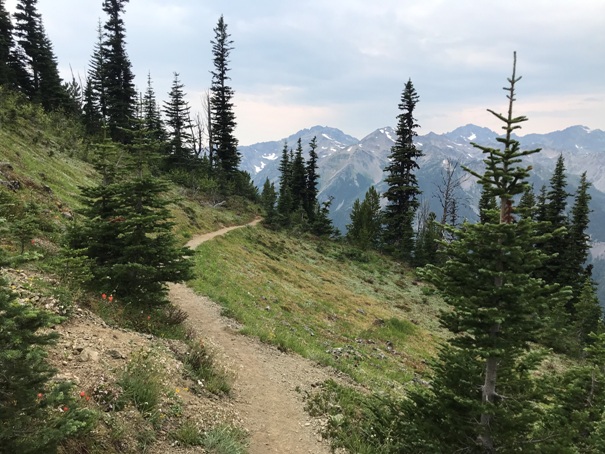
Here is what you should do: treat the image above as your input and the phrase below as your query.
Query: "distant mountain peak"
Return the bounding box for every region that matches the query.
[443,124,498,143]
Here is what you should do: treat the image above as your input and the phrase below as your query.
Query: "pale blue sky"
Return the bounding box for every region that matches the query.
[6,0,605,144]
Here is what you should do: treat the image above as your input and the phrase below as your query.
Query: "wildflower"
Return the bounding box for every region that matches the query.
[102,293,107,299]
[147,315,151,320]
[108,295,113,302]
[79,391,86,398]
[176,388,180,393]
[37,393,43,399]
[62,406,69,412]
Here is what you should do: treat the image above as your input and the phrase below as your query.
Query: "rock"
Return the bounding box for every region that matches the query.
[79,348,100,363]
[107,349,125,360]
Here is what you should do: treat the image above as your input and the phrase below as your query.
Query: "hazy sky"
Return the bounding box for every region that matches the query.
[6,0,605,145]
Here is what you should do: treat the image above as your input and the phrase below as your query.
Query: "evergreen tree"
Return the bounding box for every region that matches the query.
[415,211,440,266]
[101,0,136,143]
[0,278,94,452]
[13,0,66,110]
[517,183,536,220]
[69,134,192,306]
[478,182,498,224]
[163,72,193,166]
[142,72,165,144]
[84,20,107,136]
[210,15,239,180]
[0,0,16,87]
[346,186,382,251]
[382,79,422,261]
[407,54,570,451]
[276,142,293,225]
[260,178,278,226]
[567,172,592,292]
[536,155,574,302]
[311,197,335,237]
[290,138,307,214]
[573,278,603,349]
[540,332,605,451]
[304,136,320,220]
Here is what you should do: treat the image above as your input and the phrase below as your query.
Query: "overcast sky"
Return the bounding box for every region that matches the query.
[6,0,605,145]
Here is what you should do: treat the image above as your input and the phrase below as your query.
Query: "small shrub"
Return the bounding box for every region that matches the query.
[171,420,203,446]
[202,424,248,454]
[180,340,233,396]
[119,350,164,414]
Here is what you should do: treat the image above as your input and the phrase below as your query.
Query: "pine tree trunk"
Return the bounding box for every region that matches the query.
[479,198,510,451]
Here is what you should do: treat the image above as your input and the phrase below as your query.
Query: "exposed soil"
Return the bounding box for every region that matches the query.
[170,220,341,453]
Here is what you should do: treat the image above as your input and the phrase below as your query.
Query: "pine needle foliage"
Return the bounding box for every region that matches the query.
[407,53,571,452]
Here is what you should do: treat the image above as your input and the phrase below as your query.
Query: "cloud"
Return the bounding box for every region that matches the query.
[5,0,604,144]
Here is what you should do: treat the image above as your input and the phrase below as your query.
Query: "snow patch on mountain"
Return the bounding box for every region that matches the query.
[254,162,266,173]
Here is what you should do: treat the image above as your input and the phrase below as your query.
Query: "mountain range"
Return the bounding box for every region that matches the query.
[239,123,605,303]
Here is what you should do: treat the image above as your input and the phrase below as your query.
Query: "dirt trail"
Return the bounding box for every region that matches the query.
[169,220,335,454]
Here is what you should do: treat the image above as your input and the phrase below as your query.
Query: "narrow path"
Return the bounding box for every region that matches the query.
[170,220,334,454]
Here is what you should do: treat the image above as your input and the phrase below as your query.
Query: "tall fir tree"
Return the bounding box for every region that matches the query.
[567,172,593,296]
[0,0,16,87]
[290,138,307,214]
[13,0,66,110]
[142,72,165,144]
[210,15,239,180]
[163,72,193,166]
[304,136,320,220]
[83,20,108,136]
[101,0,136,143]
[405,54,571,451]
[276,142,293,226]
[382,79,422,261]
[260,178,278,226]
[536,155,574,303]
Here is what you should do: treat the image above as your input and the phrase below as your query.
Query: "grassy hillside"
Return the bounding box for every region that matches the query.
[189,227,448,391]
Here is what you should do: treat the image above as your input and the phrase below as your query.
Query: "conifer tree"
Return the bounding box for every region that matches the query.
[0,0,16,86]
[210,15,239,179]
[346,186,382,251]
[13,0,66,110]
[101,0,136,143]
[260,178,278,226]
[276,142,293,226]
[142,72,165,144]
[69,133,192,306]
[407,54,570,451]
[0,278,94,451]
[517,183,536,220]
[163,72,193,166]
[573,278,603,348]
[311,197,335,237]
[478,182,498,224]
[382,79,422,261]
[84,20,107,136]
[536,155,575,302]
[304,136,320,220]
[290,138,307,214]
[567,172,592,290]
